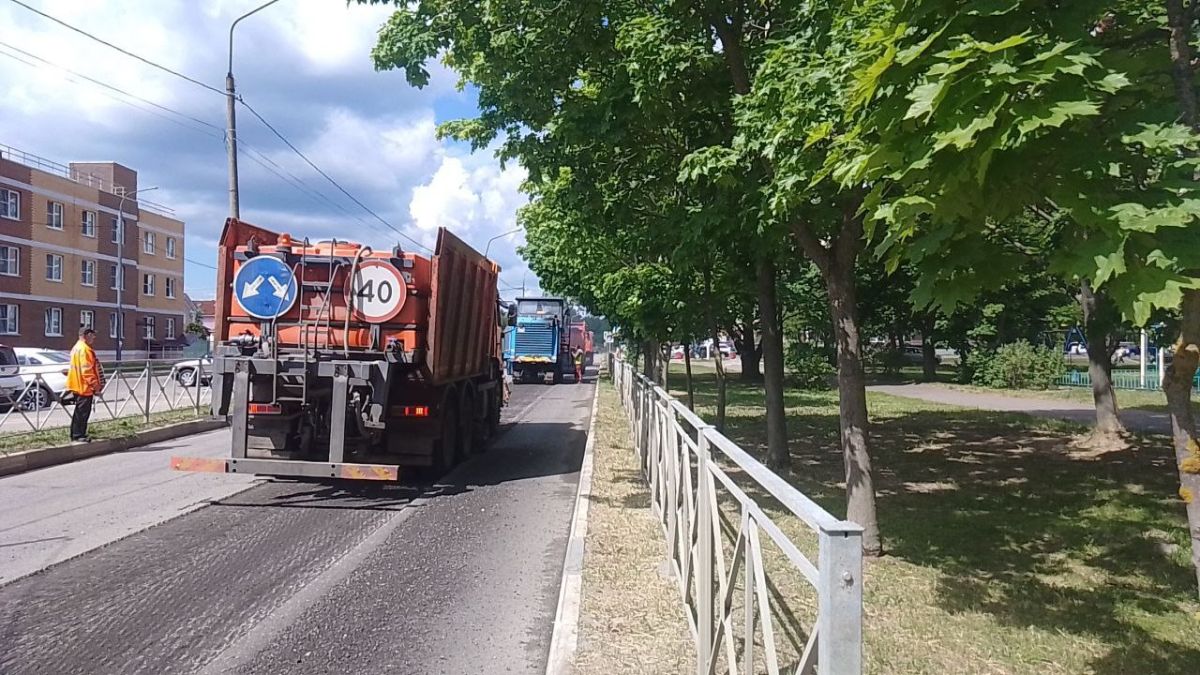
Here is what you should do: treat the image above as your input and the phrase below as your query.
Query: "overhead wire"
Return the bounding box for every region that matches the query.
[5,0,225,95]
[238,98,433,253]
[6,0,432,254]
[0,39,223,135]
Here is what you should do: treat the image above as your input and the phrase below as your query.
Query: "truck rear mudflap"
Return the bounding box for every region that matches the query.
[170,456,399,481]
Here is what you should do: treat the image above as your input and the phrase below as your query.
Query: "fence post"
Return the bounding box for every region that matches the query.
[144,361,152,423]
[695,428,714,675]
[817,525,863,675]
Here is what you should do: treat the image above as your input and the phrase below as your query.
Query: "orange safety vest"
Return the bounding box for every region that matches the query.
[66,339,103,397]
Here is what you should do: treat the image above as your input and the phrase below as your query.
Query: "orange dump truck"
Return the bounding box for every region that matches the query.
[172,218,507,481]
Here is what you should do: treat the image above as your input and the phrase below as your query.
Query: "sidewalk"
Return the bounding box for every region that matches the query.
[869,383,1172,435]
[568,380,692,674]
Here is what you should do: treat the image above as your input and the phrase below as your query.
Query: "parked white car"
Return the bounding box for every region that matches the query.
[0,344,24,408]
[15,347,71,410]
[173,357,212,387]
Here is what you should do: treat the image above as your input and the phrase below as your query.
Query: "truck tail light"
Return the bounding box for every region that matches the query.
[248,403,282,415]
[395,405,429,417]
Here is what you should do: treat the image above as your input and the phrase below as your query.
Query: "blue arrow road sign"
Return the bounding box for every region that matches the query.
[233,255,298,320]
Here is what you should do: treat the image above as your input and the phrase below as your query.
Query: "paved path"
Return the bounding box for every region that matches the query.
[869,383,1172,435]
[0,379,595,674]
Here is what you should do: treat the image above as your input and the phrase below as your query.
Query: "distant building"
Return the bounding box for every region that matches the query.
[0,143,186,358]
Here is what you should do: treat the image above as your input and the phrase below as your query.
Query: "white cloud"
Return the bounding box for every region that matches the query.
[0,0,540,299]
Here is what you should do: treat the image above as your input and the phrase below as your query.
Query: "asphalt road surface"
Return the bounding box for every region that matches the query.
[0,377,596,674]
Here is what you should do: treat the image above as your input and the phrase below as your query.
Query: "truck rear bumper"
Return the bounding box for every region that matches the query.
[170,456,399,481]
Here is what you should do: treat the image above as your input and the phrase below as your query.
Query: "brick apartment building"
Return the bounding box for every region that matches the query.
[0,144,187,359]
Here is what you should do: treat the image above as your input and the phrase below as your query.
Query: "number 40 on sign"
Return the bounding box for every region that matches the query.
[346,260,407,323]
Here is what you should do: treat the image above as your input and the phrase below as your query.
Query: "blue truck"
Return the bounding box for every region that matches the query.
[505,297,571,384]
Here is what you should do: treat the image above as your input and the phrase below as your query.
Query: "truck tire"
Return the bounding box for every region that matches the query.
[433,398,460,474]
[460,384,481,455]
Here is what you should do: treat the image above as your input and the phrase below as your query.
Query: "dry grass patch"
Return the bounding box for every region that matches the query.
[572,382,693,675]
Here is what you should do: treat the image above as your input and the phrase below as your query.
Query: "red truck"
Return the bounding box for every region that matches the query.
[568,323,594,368]
[172,218,507,481]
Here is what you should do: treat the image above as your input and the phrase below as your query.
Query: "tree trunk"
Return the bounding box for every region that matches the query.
[1164,0,1200,597]
[739,308,763,382]
[661,343,670,390]
[641,340,656,380]
[757,256,789,472]
[1080,280,1125,435]
[1166,290,1200,598]
[683,345,695,409]
[703,268,727,429]
[826,264,883,556]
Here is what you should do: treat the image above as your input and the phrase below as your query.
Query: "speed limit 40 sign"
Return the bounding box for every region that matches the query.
[345,259,408,323]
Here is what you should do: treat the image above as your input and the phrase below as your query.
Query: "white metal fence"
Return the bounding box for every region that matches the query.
[612,357,862,675]
[0,361,211,436]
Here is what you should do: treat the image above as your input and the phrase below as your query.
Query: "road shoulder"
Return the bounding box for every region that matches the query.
[570,379,692,674]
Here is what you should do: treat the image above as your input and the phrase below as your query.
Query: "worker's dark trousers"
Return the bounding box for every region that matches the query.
[71,395,93,440]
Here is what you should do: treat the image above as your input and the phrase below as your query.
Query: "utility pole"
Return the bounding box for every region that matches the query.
[115,186,158,363]
[227,0,285,219]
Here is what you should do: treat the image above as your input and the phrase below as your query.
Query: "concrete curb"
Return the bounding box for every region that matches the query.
[0,418,227,478]
[546,382,601,675]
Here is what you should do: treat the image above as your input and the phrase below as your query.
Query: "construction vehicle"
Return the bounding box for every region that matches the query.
[568,323,594,369]
[171,218,507,481]
[506,297,570,384]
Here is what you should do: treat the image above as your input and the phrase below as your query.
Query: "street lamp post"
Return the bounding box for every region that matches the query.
[227,0,285,219]
[116,186,158,363]
[484,227,522,258]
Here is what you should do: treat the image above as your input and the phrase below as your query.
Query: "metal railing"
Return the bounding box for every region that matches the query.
[612,357,862,675]
[1059,369,1200,393]
[0,360,211,437]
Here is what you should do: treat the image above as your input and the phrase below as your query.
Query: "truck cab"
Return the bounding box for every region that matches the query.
[508,297,569,384]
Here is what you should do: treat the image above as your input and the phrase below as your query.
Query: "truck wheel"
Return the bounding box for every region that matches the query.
[552,369,563,385]
[459,385,479,456]
[433,399,460,474]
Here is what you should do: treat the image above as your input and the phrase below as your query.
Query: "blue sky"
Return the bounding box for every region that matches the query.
[0,0,540,300]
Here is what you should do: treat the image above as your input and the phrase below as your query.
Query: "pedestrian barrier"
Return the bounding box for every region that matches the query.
[1058,369,1200,393]
[0,360,212,437]
[612,357,862,675]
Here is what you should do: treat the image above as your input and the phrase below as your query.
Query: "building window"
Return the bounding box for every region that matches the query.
[47,201,64,229]
[82,211,96,238]
[142,273,155,296]
[0,304,18,335]
[0,246,18,277]
[165,277,176,298]
[44,307,62,337]
[166,237,177,259]
[110,264,121,290]
[143,231,156,255]
[142,316,155,340]
[165,317,175,338]
[45,254,63,282]
[109,312,118,339]
[80,309,94,330]
[80,260,96,287]
[1,189,19,220]
[110,216,119,243]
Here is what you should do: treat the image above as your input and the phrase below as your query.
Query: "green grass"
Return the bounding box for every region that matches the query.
[0,408,208,455]
[943,382,1170,413]
[654,370,1199,674]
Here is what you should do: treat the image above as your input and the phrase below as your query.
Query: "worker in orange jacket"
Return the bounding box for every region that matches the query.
[66,327,105,443]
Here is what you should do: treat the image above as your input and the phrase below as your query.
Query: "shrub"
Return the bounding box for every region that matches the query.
[866,346,907,376]
[786,344,835,389]
[967,340,1066,390]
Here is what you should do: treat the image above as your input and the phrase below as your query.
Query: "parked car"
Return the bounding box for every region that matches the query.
[14,347,71,410]
[173,357,212,387]
[0,344,24,408]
